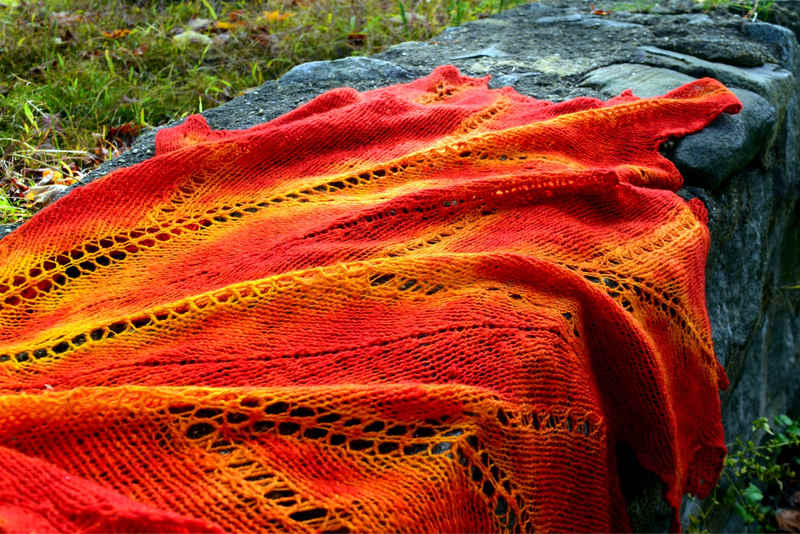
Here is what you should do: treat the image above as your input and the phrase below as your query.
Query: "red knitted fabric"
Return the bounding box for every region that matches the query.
[0,66,738,533]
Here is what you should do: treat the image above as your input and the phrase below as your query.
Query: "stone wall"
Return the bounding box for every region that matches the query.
[5,0,798,529]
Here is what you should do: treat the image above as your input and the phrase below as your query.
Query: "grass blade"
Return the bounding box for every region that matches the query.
[397,0,409,37]
[200,0,218,20]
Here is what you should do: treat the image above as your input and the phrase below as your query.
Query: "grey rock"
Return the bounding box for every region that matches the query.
[581,63,779,189]
[279,56,417,86]
[491,71,540,88]
[743,22,799,71]
[577,17,643,30]
[534,14,583,24]
[450,44,509,60]
[623,13,714,26]
[635,45,794,104]
[769,0,800,41]
[670,88,777,190]
[684,14,714,25]
[384,40,428,53]
[659,38,770,67]
[581,62,696,97]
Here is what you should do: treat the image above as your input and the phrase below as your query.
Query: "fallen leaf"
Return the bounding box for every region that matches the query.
[589,3,611,15]
[347,32,366,47]
[777,509,800,533]
[36,168,76,186]
[24,184,69,207]
[55,169,78,185]
[103,28,131,39]
[108,122,142,138]
[4,176,29,195]
[91,122,142,163]
[214,20,240,30]
[263,10,292,23]
[93,144,110,159]
[254,30,276,48]
[38,168,62,185]
[228,9,244,22]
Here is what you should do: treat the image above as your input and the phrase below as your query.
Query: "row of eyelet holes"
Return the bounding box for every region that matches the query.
[0,267,453,364]
[0,138,528,309]
[2,259,590,366]
[561,263,710,352]
[170,399,530,532]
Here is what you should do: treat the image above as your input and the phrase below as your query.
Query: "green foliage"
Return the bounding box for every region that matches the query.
[700,0,776,21]
[0,0,526,222]
[200,0,218,20]
[0,187,31,224]
[689,414,800,532]
[613,0,657,13]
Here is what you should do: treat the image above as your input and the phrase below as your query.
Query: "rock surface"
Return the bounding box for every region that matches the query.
[4,0,798,530]
[670,87,776,190]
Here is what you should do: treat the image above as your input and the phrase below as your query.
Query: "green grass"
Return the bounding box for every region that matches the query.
[700,0,775,19]
[613,0,774,16]
[0,0,525,224]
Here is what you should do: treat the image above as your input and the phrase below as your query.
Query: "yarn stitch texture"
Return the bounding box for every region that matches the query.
[0,66,739,533]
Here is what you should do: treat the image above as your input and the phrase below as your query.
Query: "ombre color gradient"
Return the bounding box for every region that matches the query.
[0,66,739,533]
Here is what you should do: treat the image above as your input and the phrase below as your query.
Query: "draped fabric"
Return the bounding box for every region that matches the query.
[0,66,737,533]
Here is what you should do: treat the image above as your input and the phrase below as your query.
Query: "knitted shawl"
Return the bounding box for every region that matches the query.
[0,66,738,533]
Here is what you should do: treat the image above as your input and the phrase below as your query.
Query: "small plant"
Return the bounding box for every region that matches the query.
[613,0,657,13]
[689,414,800,532]
[700,0,776,22]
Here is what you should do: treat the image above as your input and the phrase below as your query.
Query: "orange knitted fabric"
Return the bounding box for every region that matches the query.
[0,66,738,533]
